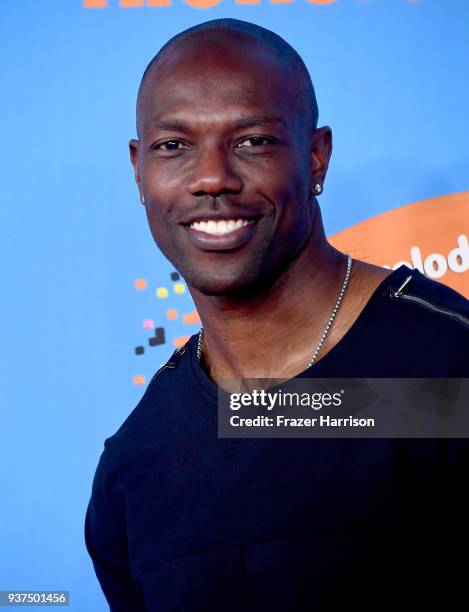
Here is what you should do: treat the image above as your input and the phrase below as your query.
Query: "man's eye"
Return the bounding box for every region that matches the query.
[155,140,188,151]
[237,136,272,148]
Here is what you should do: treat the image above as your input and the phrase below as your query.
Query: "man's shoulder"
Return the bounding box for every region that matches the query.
[101,342,195,465]
[368,266,468,376]
[331,265,469,377]
[380,266,469,331]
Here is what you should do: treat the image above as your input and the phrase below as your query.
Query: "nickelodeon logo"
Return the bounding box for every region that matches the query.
[84,0,421,8]
[328,192,469,298]
[382,235,468,279]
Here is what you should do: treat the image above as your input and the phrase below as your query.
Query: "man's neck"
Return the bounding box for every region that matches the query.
[187,213,392,384]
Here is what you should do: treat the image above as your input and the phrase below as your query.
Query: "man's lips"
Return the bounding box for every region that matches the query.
[181,217,260,251]
[178,210,261,226]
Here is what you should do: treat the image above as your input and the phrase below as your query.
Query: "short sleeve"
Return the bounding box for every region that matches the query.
[84,446,146,611]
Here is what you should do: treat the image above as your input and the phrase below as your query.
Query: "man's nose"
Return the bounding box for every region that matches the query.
[188,145,243,196]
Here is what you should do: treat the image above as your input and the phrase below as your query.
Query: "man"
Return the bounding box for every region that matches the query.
[85,18,469,611]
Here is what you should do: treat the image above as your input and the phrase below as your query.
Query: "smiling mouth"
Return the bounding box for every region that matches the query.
[189,218,255,236]
[183,216,260,251]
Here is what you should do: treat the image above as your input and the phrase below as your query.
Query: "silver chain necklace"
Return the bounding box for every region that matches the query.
[196,254,353,369]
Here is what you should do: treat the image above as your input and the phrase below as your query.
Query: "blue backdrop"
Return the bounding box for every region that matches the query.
[1,1,468,609]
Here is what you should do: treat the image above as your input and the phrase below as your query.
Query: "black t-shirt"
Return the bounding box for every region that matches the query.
[85,265,469,611]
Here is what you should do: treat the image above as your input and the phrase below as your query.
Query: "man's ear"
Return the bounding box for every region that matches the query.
[309,126,333,189]
[129,139,143,203]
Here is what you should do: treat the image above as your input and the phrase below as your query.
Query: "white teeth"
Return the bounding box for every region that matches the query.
[189,218,254,235]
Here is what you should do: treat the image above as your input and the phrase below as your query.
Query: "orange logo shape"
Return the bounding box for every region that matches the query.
[328,192,469,298]
[182,309,201,325]
[134,278,147,290]
[84,0,107,6]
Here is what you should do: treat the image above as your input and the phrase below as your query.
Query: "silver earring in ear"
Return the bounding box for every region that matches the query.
[140,194,145,204]
[312,184,323,195]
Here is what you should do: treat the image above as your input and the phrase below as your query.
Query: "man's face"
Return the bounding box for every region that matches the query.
[130,34,328,296]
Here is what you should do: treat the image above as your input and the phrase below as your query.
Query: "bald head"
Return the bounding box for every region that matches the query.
[136,18,319,139]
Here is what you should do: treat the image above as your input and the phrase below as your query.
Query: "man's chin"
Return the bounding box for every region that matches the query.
[184,268,267,299]
[188,276,257,298]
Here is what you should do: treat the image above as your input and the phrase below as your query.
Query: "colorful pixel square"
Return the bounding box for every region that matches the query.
[135,278,147,290]
[83,0,107,7]
[182,309,201,324]
[120,0,144,7]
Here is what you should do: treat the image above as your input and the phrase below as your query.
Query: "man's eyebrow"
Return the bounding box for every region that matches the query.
[229,115,289,130]
[145,115,288,133]
[146,118,194,133]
